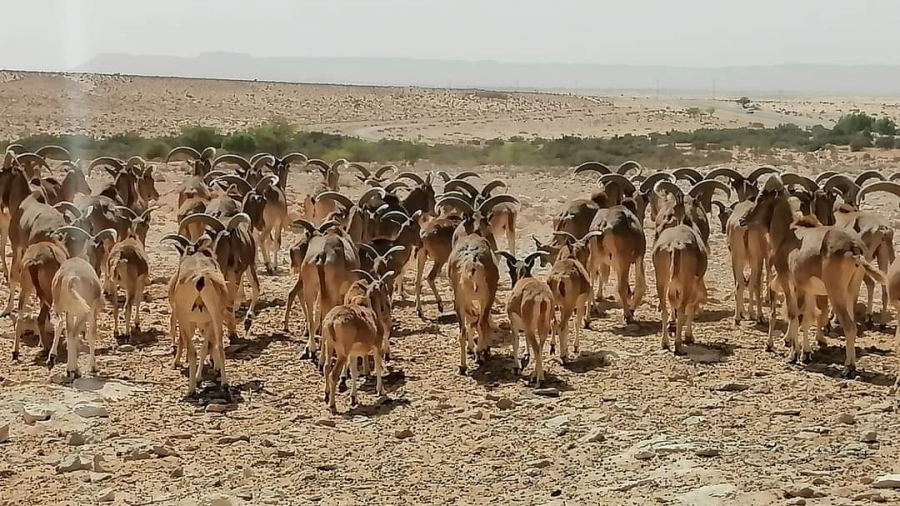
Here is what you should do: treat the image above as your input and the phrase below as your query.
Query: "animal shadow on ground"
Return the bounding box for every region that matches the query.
[562,350,614,373]
[803,345,897,386]
[239,298,281,315]
[680,341,734,364]
[345,395,411,417]
[226,331,293,360]
[606,319,657,337]
[358,368,409,394]
[113,327,163,349]
[696,309,733,323]
[393,322,440,338]
[471,354,525,385]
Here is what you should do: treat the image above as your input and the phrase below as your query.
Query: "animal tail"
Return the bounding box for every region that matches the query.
[854,255,885,285]
[534,296,552,338]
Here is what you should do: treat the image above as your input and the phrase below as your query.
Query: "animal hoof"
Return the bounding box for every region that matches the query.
[800,352,812,364]
[350,396,358,407]
[684,334,695,345]
[457,365,467,375]
[674,347,685,356]
[520,354,531,370]
[323,393,330,404]
[11,351,18,361]
[573,346,579,354]
[243,318,253,332]
[46,355,56,369]
[512,367,520,376]
[436,303,444,313]
[300,348,312,360]
[384,352,392,362]
[841,365,857,379]
[734,318,741,326]
[549,345,556,355]
[416,309,424,319]
[338,378,348,393]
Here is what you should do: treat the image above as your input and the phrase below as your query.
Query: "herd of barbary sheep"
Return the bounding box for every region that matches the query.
[3,144,899,412]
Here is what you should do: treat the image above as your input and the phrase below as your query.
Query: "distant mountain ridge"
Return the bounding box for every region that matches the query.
[73,52,900,96]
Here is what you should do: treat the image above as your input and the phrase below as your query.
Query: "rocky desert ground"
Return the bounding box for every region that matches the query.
[2,73,900,506]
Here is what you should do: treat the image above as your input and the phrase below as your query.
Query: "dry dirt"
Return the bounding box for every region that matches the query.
[0,74,900,506]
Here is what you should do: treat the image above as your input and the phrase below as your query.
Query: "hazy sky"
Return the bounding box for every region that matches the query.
[2,0,896,70]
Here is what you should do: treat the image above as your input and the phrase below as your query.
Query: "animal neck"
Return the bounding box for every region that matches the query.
[767,196,794,250]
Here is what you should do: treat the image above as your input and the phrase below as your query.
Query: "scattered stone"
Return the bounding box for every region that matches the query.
[121,445,152,461]
[811,477,827,486]
[786,499,806,506]
[65,432,85,446]
[713,382,748,392]
[837,412,856,425]
[0,423,9,443]
[90,472,111,483]
[783,484,825,499]
[275,448,295,458]
[467,409,484,420]
[578,428,605,444]
[97,488,115,503]
[771,408,801,416]
[93,455,109,473]
[56,455,92,473]
[216,434,250,445]
[799,470,830,477]
[854,491,886,502]
[20,403,52,424]
[861,430,878,443]
[678,484,737,505]
[611,478,657,492]
[534,387,560,397]
[170,467,184,478]
[205,403,228,413]
[314,418,336,428]
[634,450,655,460]
[544,415,570,430]
[152,445,178,457]
[861,477,875,485]
[118,344,136,352]
[73,401,108,418]
[527,458,552,469]
[316,463,337,471]
[683,416,705,425]
[695,447,721,457]
[496,398,515,410]
[242,465,253,478]
[204,494,234,506]
[394,428,414,440]
[873,474,900,489]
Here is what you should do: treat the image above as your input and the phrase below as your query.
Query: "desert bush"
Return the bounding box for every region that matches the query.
[875,117,897,136]
[875,135,896,149]
[175,126,222,151]
[849,134,872,152]
[222,133,257,155]
[143,139,170,160]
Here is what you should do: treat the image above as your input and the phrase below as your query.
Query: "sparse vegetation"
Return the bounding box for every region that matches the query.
[738,96,752,108]
[5,112,897,168]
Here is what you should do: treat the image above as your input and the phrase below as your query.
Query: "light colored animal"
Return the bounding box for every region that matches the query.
[448,233,499,374]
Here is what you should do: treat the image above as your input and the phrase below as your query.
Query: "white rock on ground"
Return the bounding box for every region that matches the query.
[873,474,900,489]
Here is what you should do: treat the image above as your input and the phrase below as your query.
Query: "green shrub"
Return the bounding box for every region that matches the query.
[175,126,222,151]
[849,134,872,152]
[875,135,896,149]
[222,133,257,155]
[875,117,897,136]
[143,139,170,160]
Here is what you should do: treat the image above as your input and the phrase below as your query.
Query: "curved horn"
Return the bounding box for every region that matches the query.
[166,146,201,163]
[780,173,819,192]
[654,181,685,197]
[639,172,675,193]
[348,163,372,178]
[384,181,410,193]
[202,170,230,184]
[35,145,70,160]
[88,157,124,172]
[478,194,519,213]
[162,234,191,251]
[481,180,508,197]
[582,230,605,243]
[382,211,412,223]
[211,175,252,194]
[598,173,636,195]
[254,174,279,192]
[437,171,452,183]
[200,147,217,161]
[395,172,425,185]
[855,170,886,187]
[552,231,578,244]
[53,202,81,218]
[316,191,355,209]
[688,180,732,201]
[115,206,139,220]
[54,225,92,242]
[890,172,900,182]
[672,167,703,184]
[710,200,727,214]
[5,143,25,155]
[815,171,839,184]
[92,228,118,244]
[436,196,475,214]
[383,245,406,258]
[357,187,386,206]
[358,243,379,258]
[704,167,745,182]
[16,153,51,170]
[305,159,330,172]
[454,171,480,180]
[444,179,479,197]
[352,269,376,282]
[823,174,861,201]
[523,250,548,265]
[573,161,612,176]
[212,154,252,172]
[375,165,398,178]
[279,153,308,166]
[747,165,780,182]
[139,205,162,220]
[616,160,643,177]
[496,250,518,264]
[856,181,900,207]
[291,219,315,234]
[125,156,147,169]
[249,152,274,166]
[330,158,349,171]
[226,212,251,230]
[251,154,276,171]
[178,213,225,235]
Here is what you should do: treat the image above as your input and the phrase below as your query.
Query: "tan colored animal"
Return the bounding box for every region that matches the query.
[546,231,598,361]
[322,271,393,413]
[498,251,554,386]
[106,226,150,341]
[448,233,499,374]
[741,176,884,375]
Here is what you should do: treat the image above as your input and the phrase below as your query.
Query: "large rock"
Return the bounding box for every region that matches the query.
[56,455,92,473]
[0,423,8,443]
[20,403,53,424]
[73,401,108,418]
[873,474,900,489]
